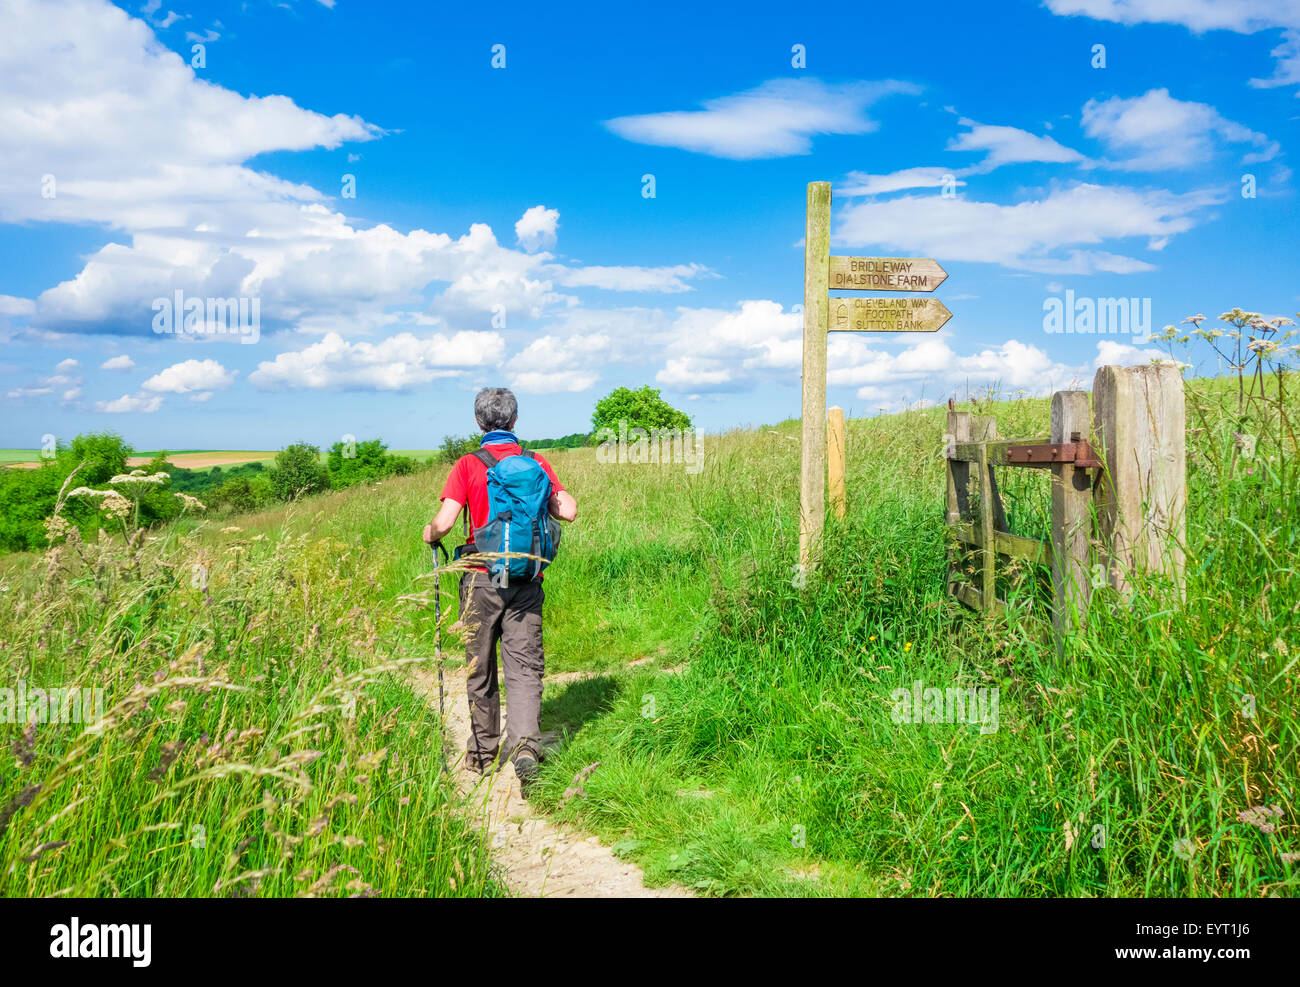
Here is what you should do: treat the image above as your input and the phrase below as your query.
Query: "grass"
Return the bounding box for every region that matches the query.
[0,504,501,897]
[2,373,1296,897]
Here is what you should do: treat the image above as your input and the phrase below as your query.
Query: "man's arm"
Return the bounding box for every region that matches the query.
[423,497,463,544]
[549,489,577,523]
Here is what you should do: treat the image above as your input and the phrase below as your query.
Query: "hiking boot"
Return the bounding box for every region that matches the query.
[513,754,540,797]
[464,748,500,775]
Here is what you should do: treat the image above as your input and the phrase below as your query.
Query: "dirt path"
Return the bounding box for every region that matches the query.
[409,664,691,898]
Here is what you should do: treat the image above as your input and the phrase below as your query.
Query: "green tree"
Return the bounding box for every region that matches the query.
[56,431,132,484]
[591,386,692,436]
[266,443,328,501]
[439,434,480,464]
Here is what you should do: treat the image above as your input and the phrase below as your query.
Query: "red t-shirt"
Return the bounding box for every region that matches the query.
[440,442,566,574]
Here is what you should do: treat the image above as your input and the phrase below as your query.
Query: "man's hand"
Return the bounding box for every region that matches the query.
[423,523,438,545]
[548,489,578,523]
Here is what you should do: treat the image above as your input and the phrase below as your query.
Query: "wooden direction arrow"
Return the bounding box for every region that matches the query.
[829,256,947,292]
[829,297,952,333]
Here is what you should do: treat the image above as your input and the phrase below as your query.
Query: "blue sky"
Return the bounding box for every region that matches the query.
[1,0,1296,449]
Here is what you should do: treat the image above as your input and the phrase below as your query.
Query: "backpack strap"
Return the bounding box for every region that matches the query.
[462,447,504,541]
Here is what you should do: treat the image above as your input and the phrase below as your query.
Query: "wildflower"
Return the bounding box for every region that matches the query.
[42,512,72,543]
[174,492,206,511]
[1237,804,1283,834]
[108,469,168,486]
[68,486,133,520]
[904,642,913,652]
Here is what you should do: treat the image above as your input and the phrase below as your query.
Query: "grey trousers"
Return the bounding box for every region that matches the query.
[461,571,545,767]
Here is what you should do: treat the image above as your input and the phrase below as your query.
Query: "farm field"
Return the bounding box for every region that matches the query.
[0,450,276,471]
[2,374,1295,898]
[0,449,446,472]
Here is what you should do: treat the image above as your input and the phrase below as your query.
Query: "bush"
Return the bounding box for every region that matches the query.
[212,474,273,514]
[266,443,329,502]
[326,438,417,489]
[0,465,67,551]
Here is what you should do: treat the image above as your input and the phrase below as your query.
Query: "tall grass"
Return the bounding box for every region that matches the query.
[527,375,1299,897]
[3,372,1295,898]
[0,505,499,897]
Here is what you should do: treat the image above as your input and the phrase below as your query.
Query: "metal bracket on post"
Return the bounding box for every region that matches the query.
[1005,437,1102,470]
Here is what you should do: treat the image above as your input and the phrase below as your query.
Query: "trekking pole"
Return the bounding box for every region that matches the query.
[431,540,450,776]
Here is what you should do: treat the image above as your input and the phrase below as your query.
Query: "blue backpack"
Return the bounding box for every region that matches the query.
[465,447,561,585]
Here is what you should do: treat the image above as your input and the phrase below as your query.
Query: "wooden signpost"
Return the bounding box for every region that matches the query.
[799,181,953,571]
[830,297,952,334]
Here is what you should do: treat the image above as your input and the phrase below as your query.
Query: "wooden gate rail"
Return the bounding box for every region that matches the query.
[943,370,1184,660]
[945,391,1099,651]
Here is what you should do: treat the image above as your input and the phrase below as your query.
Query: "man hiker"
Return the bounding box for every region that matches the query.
[423,387,578,794]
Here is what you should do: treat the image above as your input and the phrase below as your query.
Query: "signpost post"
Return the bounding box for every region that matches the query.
[799,181,953,573]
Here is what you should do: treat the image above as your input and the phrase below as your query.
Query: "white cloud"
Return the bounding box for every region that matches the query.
[6,360,85,405]
[0,295,35,317]
[96,391,163,413]
[142,358,236,394]
[839,167,964,197]
[515,206,559,252]
[835,182,1220,273]
[0,0,381,232]
[100,354,135,370]
[248,330,503,391]
[504,333,610,392]
[949,118,1087,171]
[1094,339,1167,366]
[1081,89,1279,170]
[652,300,803,392]
[505,333,610,393]
[643,308,1087,406]
[1044,1,1300,93]
[1042,0,1300,33]
[1250,30,1300,92]
[839,120,1083,198]
[550,263,712,293]
[6,1,713,350]
[826,336,1085,400]
[604,78,920,159]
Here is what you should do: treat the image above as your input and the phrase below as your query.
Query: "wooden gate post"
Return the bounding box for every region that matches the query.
[1092,364,1187,595]
[827,405,846,520]
[945,411,972,524]
[1050,390,1093,652]
[798,181,832,570]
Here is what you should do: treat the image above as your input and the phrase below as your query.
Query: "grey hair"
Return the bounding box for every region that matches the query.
[474,387,518,431]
